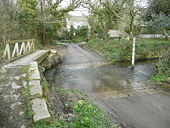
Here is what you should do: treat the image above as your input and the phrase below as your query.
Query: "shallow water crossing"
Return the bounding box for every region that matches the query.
[45,44,170,128]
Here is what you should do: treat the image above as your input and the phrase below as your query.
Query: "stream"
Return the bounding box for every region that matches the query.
[44,44,170,128]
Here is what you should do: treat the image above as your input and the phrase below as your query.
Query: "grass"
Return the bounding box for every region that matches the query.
[23,84,36,127]
[152,74,167,82]
[41,80,50,95]
[30,88,116,128]
[70,100,115,128]
[24,73,115,128]
[87,38,170,84]
[32,119,69,128]
[152,51,170,82]
[21,66,30,74]
[56,43,65,47]
[86,38,170,63]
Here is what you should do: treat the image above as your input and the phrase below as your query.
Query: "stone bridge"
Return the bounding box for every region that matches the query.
[0,39,51,128]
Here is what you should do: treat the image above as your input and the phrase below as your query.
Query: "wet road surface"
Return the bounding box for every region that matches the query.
[45,44,170,128]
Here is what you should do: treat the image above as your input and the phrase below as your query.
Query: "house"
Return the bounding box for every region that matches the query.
[66,16,90,31]
[108,30,124,38]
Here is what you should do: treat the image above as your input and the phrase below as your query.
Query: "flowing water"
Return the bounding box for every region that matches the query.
[45,60,157,98]
[44,44,170,128]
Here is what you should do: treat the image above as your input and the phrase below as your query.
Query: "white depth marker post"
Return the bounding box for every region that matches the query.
[132,37,136,69]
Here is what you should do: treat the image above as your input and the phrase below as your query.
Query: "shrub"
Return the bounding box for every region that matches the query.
[71,100,114,128]
[87,38,170,63]
[153,51,170,82]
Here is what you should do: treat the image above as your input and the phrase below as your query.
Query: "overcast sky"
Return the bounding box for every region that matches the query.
[61,0,148,16]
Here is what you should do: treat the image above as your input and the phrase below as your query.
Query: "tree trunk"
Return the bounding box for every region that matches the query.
[129,19,134,41]
[40,0,46,45]
[163,28,170,41]
[41,27,46,45]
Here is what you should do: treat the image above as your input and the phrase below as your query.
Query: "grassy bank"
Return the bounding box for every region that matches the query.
[152,51,170,82]
[86,38,170,63]
[25,86,115,128]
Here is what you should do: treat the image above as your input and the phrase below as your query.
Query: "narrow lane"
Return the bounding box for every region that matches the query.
[63,44,106,65]
[45,44,170,128]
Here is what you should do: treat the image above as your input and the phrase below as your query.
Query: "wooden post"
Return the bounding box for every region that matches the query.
[132,37,136,69]
[12,43,19,58]
[30,40,35,50]
[26,41,31,51]
[3,44,11,60]
[19,42,26,55]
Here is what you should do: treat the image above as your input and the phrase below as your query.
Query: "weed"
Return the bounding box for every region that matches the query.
[152,74,167,82]
[41,80,49,94]
[20,65,30,74]
[56,43,65,47]
[24,83,116,127]
[152,51,170,82]
[87,38,170,63]
[71,100,115,128]
[23,85,35,127]
[56,89,115,128]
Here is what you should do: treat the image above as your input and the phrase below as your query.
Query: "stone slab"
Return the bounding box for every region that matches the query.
[29,62,39,73]
[30,61,38,68]
[32,98,50,122]
[29,69,41,80]
[29,80,42,96]
[50,49,57,54]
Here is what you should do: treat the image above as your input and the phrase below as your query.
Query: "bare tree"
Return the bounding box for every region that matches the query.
[37,0,84,45]
[0,0,17,42]
[84,0,143,40]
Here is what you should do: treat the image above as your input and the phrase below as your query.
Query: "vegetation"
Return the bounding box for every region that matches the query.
[0,0,170,127]
[27,89,115,128]
[32,100,114,128]
[70,100,114,128]
[56,26,89,43]
[0,0,84,45]
[144,0,170,39]
[87,38,170,63]
[84,0,143,39]
[152,51,170,82]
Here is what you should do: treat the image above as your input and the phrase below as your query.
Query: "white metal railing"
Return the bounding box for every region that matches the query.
[3,39,35,60]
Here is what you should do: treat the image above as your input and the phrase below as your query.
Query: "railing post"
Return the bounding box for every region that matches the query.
[12,43,19,58]
[3,43,11,60]
[30,40,35,50]
[33,40,35,50]
[26,41,31,51]
[19,42,26,55]
[3,39,35,61]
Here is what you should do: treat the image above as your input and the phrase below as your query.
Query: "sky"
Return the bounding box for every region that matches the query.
[60,0,89,16]
[61,0,148,16]
[13,0,148,16]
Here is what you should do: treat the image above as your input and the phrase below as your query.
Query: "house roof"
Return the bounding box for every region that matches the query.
[108,30,123,37]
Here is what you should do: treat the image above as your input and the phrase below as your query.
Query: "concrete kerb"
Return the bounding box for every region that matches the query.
[32,98,51,122]
[29,61,51,122]
[29,80,42,96]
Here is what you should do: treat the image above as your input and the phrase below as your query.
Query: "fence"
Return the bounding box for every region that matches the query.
[139,34,166,39]
[2,39,35,61]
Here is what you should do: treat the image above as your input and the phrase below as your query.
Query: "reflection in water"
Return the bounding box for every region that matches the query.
[45,60,157,98]
[45,60,170,128]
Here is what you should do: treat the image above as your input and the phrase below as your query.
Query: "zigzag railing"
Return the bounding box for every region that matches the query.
[3,39,35,61]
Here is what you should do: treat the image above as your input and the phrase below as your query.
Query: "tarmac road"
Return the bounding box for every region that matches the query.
[45,43,170,128]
